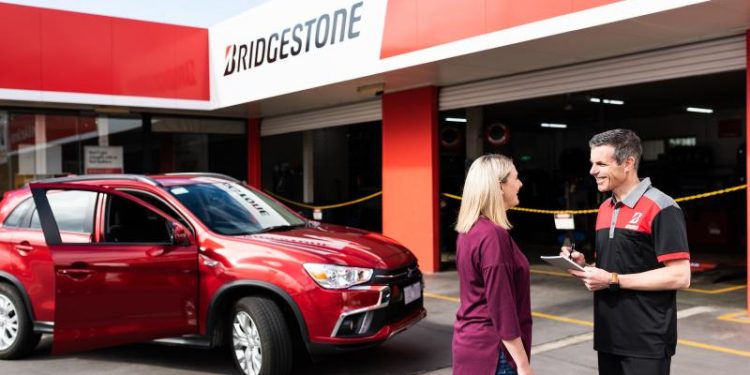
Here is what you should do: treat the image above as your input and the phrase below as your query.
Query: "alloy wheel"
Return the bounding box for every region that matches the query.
[0,294,19,351]
[233,311,263,375]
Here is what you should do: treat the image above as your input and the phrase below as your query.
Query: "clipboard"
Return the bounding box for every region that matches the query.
[540,255,585,272]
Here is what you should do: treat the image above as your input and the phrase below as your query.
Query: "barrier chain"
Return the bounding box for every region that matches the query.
[265,184,747,215]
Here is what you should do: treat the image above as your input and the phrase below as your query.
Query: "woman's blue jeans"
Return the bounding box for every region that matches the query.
[496,351,518,375]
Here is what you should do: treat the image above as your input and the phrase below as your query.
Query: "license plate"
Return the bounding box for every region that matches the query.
[403,282,421,305]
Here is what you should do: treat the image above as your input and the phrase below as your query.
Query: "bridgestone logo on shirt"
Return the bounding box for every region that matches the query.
[223,1,363,77]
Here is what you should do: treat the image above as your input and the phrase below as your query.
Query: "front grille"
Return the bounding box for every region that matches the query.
[372,263,421,285]
[333,263,424,338]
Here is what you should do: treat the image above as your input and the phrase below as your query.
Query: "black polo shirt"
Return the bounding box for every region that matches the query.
[593,178,690,358]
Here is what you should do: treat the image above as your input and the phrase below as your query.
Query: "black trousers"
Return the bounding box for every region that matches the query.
[598,352,671,375]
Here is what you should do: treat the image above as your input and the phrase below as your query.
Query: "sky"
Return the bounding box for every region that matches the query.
[2,0,269,27]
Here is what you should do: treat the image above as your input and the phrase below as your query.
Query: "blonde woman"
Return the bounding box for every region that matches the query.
[452,154,533,375]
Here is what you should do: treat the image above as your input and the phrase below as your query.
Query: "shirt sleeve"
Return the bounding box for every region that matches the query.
[480,228,522,341]
[652,205,690,263]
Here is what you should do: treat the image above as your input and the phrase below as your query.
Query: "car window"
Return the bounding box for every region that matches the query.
[119,189,191,230]
[3,197,33,228]
[103,194,171,243]
[168,181,305,235]
[28,191,97,234]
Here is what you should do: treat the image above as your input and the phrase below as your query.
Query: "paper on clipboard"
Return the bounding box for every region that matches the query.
[540,255,585,272]
[554,213,575,230]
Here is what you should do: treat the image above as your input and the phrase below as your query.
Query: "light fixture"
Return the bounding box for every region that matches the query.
[686,107,713,114]
[590,97,624,105]
[541,123,567,129]
[445,117,467,123]
[356,82,385,96]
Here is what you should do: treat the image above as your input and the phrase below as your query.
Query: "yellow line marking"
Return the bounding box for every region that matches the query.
[423,292,459,303]
[718,311,750,324]
[677,339,750,358]
[531,269,572,277]
[424,292,750,358]
[685,285,747,294]
[531,311,593,327]
[530,267,747,294]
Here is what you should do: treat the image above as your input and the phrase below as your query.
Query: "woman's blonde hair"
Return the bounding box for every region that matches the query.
[455,154,514,233]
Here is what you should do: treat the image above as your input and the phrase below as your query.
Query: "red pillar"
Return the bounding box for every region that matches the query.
[247,118,261,188]
[746,31,749,315]
[382,86,440,273]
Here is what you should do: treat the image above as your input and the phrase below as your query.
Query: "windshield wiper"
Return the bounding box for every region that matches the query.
[256,223,306,234]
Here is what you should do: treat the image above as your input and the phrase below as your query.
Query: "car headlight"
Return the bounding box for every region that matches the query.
[303,263,373,289]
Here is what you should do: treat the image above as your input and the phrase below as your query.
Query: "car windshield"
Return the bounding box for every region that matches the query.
[168,181,306,235]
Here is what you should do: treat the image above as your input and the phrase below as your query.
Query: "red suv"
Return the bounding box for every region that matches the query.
[0,173,425,375]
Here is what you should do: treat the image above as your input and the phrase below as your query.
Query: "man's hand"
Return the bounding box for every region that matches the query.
[569,267,611,291]
[560,245,586,267]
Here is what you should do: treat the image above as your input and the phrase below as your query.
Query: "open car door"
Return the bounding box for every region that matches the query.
[29,182,199,354]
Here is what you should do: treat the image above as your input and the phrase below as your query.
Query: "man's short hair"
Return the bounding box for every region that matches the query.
[589,129,642,170]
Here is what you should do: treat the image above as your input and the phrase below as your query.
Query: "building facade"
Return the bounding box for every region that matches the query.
[0,0,748,308]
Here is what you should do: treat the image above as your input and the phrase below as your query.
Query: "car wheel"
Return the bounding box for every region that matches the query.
[229,296,293,375]
[0,283,41,359]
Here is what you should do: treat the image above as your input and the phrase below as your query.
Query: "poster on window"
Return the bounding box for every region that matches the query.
[84,146,123,174]
[0,112,7,164]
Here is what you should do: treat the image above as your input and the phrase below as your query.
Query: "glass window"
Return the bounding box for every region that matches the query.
[3,197,33,228]
[1,113,143,193]
[169,181,305,235]
[150,116,247,180]
[104,195,171,243]
[28,191,97,234]
[120,189,191,230]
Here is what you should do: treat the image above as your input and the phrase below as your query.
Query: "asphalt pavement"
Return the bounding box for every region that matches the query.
[0,264,748,374]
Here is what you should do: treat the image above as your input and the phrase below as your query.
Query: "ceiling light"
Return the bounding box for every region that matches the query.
[445,117,467,123]
[541,123,567,129]
[590,97,624,105]
[686,107,713,114]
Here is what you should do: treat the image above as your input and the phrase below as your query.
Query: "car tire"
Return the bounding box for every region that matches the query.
[228,296,293,375]
[0,283,41,359]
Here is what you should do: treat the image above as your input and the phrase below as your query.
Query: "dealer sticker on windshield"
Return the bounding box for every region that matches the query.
[404,282,421,305]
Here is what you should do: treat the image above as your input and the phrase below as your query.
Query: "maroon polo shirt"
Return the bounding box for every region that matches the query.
[594,178,690,358]
[453,217,532,374]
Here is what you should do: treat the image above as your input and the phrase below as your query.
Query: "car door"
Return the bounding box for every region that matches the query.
[29,182,199,354]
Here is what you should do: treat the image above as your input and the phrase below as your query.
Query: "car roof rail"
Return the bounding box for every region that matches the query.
[162,172,242,184]
[31,174,162,186]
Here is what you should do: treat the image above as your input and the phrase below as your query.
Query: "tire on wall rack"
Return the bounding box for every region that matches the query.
[0,283,41,359]
[485,122,510,147]
[228,296,293,375]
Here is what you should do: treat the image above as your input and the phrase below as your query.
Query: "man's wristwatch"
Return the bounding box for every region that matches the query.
[609,272,620,292]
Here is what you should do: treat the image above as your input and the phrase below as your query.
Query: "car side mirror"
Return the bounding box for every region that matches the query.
[171,222,193,246]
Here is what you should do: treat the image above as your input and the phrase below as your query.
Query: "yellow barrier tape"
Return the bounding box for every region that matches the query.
[443,184,747,215]
[264,184,747,213]
[264,190,382,210]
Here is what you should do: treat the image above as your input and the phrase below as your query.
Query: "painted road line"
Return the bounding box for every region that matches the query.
[676,306,717,319]
[718,311,750,324]
[424,292,459,303]
[530,266,747,294]
[530,269,572,277]
[424,292,750,358]
[532,307,718,355]
[678,339,750,358]
[685,285,747,294]
[531,311,593,327]
[532,332,594,355]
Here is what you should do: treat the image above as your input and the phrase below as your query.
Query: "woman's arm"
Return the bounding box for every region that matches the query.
[501,337,534,375]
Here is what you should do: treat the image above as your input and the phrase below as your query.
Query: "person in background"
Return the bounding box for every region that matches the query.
[453,154,533,375]
[562,128,691,375]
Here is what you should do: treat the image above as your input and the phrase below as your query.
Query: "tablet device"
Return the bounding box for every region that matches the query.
[540,255,586,272]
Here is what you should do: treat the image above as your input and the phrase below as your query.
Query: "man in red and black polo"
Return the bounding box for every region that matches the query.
[562,129,691,375]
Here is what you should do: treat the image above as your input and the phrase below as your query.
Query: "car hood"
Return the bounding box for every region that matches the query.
[239,223,417,269]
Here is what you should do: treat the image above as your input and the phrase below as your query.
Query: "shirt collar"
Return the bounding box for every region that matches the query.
[611,177,651,208]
